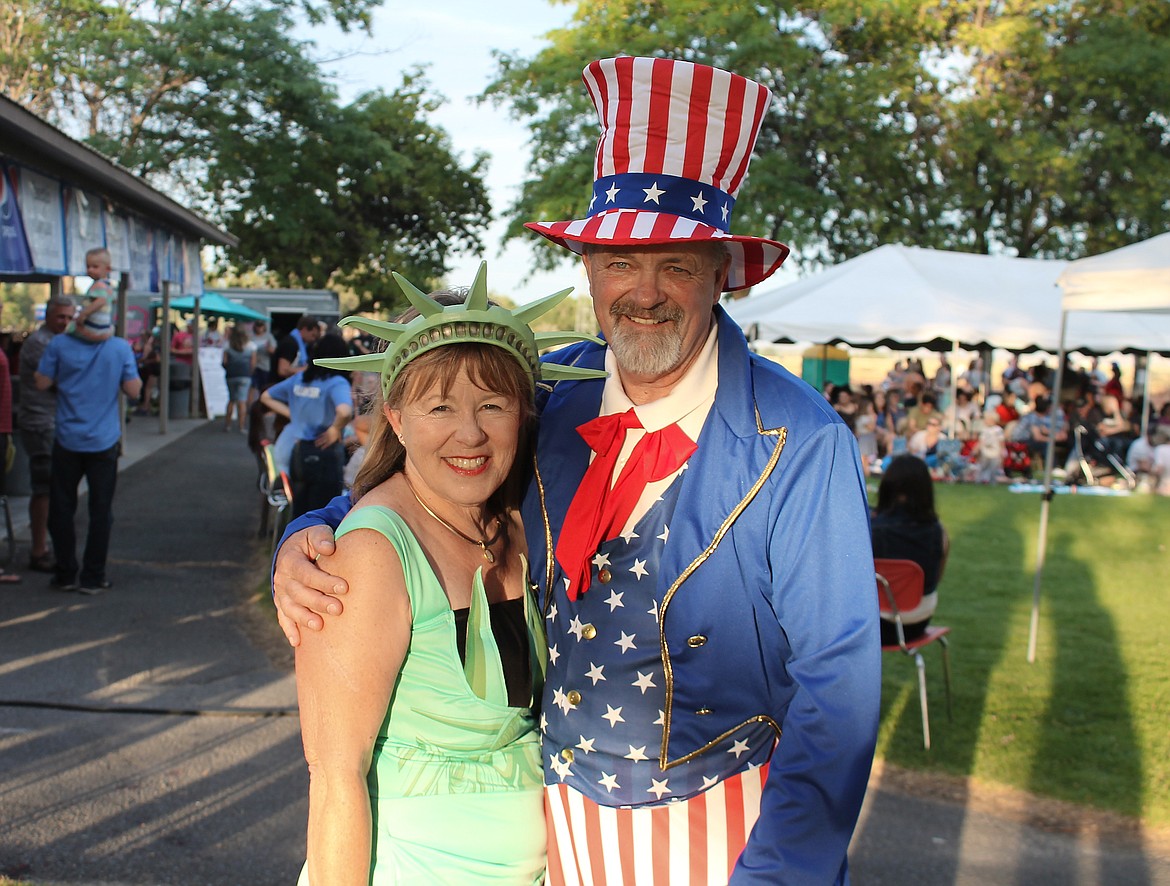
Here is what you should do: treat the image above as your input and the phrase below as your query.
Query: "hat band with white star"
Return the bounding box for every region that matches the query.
[589,173,736,233]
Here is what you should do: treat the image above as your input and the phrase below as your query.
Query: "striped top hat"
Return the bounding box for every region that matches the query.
[525,56,790,292]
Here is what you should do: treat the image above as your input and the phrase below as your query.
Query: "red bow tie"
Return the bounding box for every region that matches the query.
[555,409,696,599]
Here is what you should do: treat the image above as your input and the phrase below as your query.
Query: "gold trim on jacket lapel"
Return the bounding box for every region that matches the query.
[657,409,788,768]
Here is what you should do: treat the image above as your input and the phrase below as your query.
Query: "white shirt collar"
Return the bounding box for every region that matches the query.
[600,321,719,438]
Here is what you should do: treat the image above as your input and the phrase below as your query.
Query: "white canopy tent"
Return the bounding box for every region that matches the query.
[726,243,1170,353]
[1029,233,1170,661]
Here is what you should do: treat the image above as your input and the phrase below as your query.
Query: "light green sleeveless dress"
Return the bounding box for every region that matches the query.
[297,506,547,885]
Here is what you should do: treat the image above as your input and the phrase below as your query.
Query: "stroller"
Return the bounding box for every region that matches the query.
[1070,424,1137,490]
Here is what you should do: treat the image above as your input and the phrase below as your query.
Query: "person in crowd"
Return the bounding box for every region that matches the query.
[247,318,277,404]
[1103,361,1126,403]
[873,388,898,457]
[274,314,321,379]
[1002,353,1028,398]
[34,315,141,594]
[945,386,980,440]
[854,395,879,474]
[975,407,1007,484]
[1012,395,1068,458]
[17,295,76,574]
[830,383,858,432]
[1126,425,1157,483]
[289,267,600,884]
[908,415,945,467]
[1087,356,1108,392]
[221,324,255,434]
[271,56,879,883]
[261,334,354,517]
[0,305,18,583]
[66,247,115,344]
[902,358,928,403]
[932,354,953,410]
[1094,393,1134,460]
[960,356,986,395]
[200,316,224,348]
[170,318,195,367]
[131,326,161,416]
[1151,426,1170,496]
[871,454,949,645]
[904,391,940,435]
[882,360,907,393]
[1027,361,1051,404]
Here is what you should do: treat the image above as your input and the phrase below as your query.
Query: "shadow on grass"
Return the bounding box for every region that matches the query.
[853,483,1158,884]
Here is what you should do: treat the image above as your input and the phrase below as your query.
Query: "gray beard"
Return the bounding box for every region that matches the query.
[607,314,684,378]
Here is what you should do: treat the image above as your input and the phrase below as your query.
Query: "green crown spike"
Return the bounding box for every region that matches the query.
[338,317,409,338]
[536,331,604,350]
[513,286,575,325]
[312,261,607,396]
[391,271,445,318]
[466,261,490,312]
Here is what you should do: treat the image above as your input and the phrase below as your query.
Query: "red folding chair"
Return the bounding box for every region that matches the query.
[875,558,953,750]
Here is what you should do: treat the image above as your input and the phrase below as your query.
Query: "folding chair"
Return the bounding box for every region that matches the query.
[875,558,953,750]
[1071,424,1137,490]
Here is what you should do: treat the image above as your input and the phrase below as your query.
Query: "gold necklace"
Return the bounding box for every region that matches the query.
[404,475,502,563]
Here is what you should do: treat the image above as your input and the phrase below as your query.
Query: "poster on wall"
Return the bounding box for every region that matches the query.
[128,214,156,292]
[65,187,104,274]
[106,209,130,275]
[0,163,33,274]
[159,231,178,285]
[183,239,204,295]
[15,166,66,274]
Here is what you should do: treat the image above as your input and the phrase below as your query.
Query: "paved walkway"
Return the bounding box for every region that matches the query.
[0,417,1167,885]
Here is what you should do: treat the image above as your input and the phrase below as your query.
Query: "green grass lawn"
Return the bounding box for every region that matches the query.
[871,480,1170,827]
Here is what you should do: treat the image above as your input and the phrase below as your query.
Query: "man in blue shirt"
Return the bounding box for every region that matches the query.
[35,332,141,594]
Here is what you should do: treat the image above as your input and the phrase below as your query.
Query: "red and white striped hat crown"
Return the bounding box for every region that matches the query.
[525,56,790,292]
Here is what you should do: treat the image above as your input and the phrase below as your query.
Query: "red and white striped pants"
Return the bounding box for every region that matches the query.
[544,765,768,886]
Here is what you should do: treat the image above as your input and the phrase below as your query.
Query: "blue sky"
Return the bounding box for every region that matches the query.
[306,1,589,304]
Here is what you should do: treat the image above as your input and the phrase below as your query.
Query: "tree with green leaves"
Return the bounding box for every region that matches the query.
[2,0,491,315]
[483,0,1170,279]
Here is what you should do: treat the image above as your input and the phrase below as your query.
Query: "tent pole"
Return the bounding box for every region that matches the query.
[948,340,959,437]
[1140,353,1152,440]
[1029,309,1069,663]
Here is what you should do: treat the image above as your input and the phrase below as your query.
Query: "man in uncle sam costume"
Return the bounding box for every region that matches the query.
[275,55,879,884]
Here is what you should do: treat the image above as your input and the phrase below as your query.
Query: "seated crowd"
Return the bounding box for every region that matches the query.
[827,354,1170,494]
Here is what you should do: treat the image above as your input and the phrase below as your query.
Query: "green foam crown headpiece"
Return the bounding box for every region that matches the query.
[314,261,607,397]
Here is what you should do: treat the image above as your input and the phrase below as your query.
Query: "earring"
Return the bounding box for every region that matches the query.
[397,433,406,445]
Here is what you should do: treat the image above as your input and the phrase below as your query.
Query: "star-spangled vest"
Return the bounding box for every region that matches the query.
[542,474,775,807]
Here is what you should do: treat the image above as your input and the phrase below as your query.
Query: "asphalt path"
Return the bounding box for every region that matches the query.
[0,420,1167,885]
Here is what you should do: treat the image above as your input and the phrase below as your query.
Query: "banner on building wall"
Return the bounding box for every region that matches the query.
[0,163,33,274]
[0,159,211,290]
[15,166,66,273]
[106,208,130,275]
[183,239,204,295]
[128,214,156,292]
[65,186,104,274]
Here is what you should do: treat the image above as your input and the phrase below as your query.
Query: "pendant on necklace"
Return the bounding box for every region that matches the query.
[481,546,495,564]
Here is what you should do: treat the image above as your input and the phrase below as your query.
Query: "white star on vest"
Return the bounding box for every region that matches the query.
[625,745,649,762]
